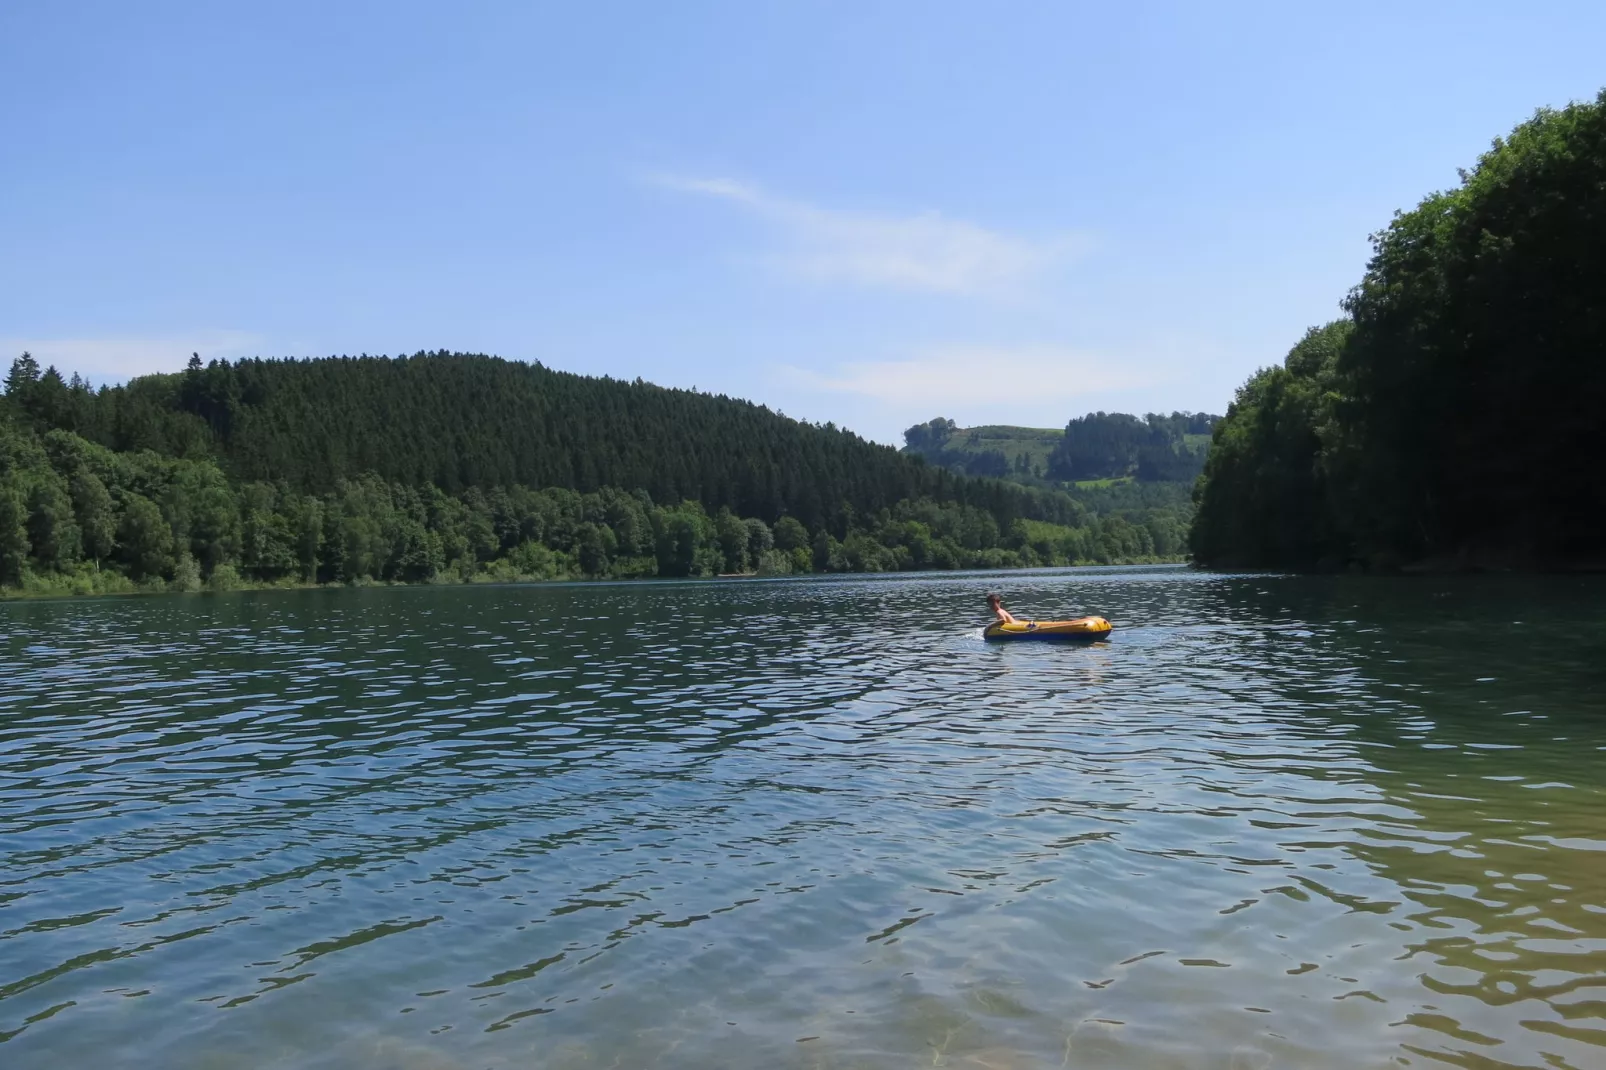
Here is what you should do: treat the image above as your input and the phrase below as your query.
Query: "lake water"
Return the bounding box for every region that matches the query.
[3,567,1605,1069]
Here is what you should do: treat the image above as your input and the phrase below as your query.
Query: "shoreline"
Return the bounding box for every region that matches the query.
[1,556,1192,603]
[1189,557,1606,576]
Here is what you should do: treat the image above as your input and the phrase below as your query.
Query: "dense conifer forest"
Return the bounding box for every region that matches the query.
[1190,90,1606,571]
[0,353,1186,597]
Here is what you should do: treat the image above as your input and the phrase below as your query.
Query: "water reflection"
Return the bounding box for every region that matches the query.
[1,569,1603,1069]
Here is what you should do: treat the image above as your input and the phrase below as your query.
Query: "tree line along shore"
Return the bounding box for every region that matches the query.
[0,353,1187,598]
[6,89,1601,597]
[1191,91,1606,573]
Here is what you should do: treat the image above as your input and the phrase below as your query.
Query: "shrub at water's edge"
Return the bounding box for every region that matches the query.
[1191,90,1606,572]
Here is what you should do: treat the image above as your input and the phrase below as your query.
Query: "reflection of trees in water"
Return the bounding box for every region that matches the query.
[13,574,1605,1070]
[1208,574,1606,1063]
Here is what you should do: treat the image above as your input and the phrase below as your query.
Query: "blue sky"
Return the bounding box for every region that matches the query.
[4,2,1604,444]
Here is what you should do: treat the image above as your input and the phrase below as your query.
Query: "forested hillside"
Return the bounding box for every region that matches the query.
[901,419,1063,482]
[904,412,1217,486]
[902,411,1216,554]
[1191,90,1606,570]
[1048,412,1216,483]
[1,352,1188,597]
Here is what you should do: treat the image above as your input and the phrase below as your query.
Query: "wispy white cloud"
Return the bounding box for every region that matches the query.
[0,330,263,383]
[778,344,1153,407]
[655,176,1079,297]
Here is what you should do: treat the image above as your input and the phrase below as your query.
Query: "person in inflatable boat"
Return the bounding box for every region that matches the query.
[986,593,1026,627]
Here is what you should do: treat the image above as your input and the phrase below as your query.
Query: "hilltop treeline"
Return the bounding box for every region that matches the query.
[14,352,1083,527]
[0,353,1186,596]
[1046,412,1216,483]
[903,412,1217,486]
[1191,91,1606,570]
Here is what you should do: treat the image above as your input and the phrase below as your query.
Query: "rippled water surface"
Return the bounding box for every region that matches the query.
[3,567,1605,1069]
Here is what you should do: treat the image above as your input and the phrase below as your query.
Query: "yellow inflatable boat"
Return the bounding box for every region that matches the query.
[983,616,1112,642]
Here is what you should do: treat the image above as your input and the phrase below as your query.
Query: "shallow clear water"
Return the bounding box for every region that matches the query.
[3,567,1605,1069]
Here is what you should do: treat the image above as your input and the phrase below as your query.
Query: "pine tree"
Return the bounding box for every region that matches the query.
[4,352,41,398]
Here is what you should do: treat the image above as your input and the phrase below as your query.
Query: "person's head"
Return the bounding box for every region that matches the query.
[986,592,1002,608]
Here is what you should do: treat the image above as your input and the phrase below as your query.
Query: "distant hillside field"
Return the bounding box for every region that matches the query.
[901,421,1064,482]
[902,411,1219,488]
[899,412,1219,556]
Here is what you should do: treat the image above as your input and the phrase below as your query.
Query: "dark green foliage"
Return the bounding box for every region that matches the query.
[744,517,773,561]
[903,413,1216,487]
[0,483,27,586]
[25,479,80,572]
[1189,323,1350,568]
[1,352,1190,596]
[70,467,116,565]
[116,494,175,580]
[773,515,809,552]
[711,509,742,572]
[1046,412,1216,483]
[901,417,960,455]
[903,420,1065,483]
[901,413,1215,556]
[1192,90,1606,569]
[1336,92,1606,563]
[1066,478,1194,517]
[29,351,1086,532]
